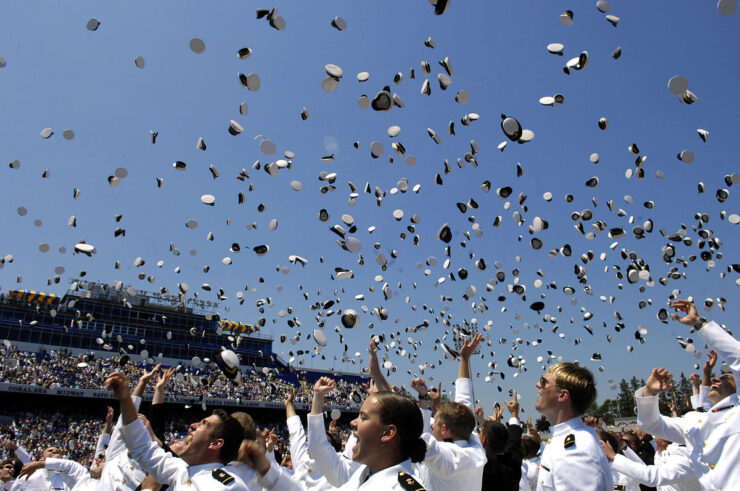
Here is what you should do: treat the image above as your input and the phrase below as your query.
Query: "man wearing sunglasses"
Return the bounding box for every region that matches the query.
[1,460,16,491]
[634,298,739,490]
[534,362,613,490]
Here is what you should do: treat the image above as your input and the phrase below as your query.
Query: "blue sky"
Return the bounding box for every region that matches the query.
[1,0,739,416]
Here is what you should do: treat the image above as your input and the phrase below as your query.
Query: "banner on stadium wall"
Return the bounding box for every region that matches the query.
[0,383,356,411]
[7,290,59,305]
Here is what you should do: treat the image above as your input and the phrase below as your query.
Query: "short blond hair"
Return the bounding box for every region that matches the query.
[547,362,596,415]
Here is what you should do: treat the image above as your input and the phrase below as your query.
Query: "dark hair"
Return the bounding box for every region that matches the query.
[521,436,540,459]
[435,402,476,440]
[1,458,21,478]
[231,411,257,441]
[480,420,508,454]
[373,392,427,463]
[326,431,343,452]
[210,409,245,464]
[598,429,622,454]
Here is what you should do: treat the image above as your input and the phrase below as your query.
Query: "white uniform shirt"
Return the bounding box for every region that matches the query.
[306,414,361,488]
[286,415,334,490]
[700,321,740,381]
[609,449,641,491]
[611,443,700,491]
[636,388,740,491]
[97,396,146,491]
[9,468,69,491]
[536,417,613,490]
[119,418,248,490]
[413,376,485,491]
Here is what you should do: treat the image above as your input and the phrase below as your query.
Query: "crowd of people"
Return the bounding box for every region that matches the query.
[0,298,737,490]
[0,347,365,408]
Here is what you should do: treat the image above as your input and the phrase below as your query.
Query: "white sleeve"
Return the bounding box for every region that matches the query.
[258,461,307,491]
[700,321,740,381]
[305,414,356,487]
[119,418,186,486]
[455,377,474,411]
[421,432,486,477]
[44,457,91,487]
[698,385,712,410]
[91,433,111,469]
[14,446,32,465]
[107,395,142,458]
[341,433,357,460]
[420,408,433,435]
[611,452,694,486]
[286,415,310,481]
[635,388,687,445]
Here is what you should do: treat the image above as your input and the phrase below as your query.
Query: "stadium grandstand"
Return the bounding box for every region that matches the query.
[0,280,368,413]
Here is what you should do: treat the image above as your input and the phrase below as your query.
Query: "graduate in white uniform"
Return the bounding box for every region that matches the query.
[412,333,487,491]
[8,446,69,491]
[104,371,248,490]
[534,362,613,490]
[97,365,160,491]
[16,455,103,491]
[601,436,700,491]
[633,299,739,491]
[242,383,428,491]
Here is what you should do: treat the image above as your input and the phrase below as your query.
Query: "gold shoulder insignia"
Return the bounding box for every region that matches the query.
[212,468,235,485]
[564,433,576,449]
[398,471,426,491]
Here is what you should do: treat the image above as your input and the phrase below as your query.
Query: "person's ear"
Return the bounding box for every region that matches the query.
[209,438,225,451]
[557,388,570,403]
[381,424,398,443]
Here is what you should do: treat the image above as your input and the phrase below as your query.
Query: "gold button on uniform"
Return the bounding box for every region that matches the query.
[187,479,192,486]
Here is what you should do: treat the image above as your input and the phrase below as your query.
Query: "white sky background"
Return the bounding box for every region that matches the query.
[1,0,739,416]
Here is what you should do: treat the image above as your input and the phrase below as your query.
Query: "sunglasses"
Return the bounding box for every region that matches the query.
[2,465,13,470]
[539,376,560,389]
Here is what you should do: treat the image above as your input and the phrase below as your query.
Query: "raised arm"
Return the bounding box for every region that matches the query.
[1,439,31,465]
[132,363,161,399]
[284,388,310,481]
[456,333,483,410]
[368,338,391,392]
[635,368,686,444]
[91,406,113,469]
[671,299,740,379]
[604,441,695,487]
[306,378,357,487]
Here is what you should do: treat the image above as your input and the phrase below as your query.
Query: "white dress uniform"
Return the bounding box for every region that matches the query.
[97,396,146,491]
[9,468,69,491]
[636,389,739,490]
[42,459,97,491]
[259,458,426,491]
[608,448,641,491]
[535,417,613,490]
[700,321,740,381]
[2,479,14,491]
[285,415,334,490]
[610,443,700,491]
[413,377,485,491]
[119,419,248,490]
[306,414,361,488]
[636,318,740,491]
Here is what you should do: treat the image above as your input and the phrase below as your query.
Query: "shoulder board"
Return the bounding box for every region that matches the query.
[398,471,426,491]
[212,468,235,485]
[564,433,575,449]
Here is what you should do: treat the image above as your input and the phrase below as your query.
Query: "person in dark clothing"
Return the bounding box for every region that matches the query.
[634,429,657,491]
[479,392,523,491]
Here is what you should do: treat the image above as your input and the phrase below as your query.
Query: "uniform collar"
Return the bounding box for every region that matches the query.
[551,416,586,437]
[359,459,414,486]
[709,393,739,412]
